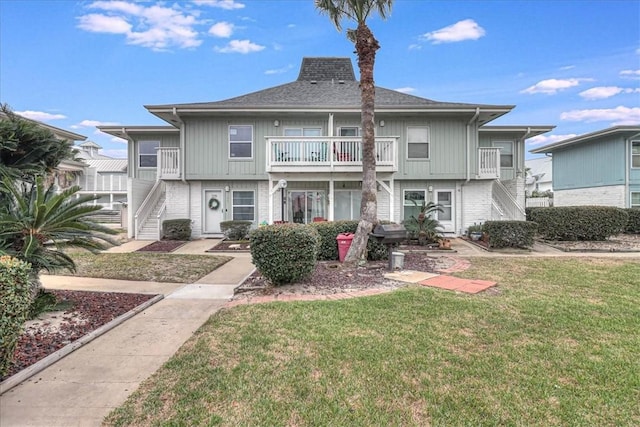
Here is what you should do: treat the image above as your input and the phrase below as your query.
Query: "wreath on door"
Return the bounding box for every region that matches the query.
[208,197,220,211]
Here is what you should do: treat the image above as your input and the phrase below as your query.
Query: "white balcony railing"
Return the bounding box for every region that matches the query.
[266,136,397,172]
[158,147,180,179]
[478,147,500,179]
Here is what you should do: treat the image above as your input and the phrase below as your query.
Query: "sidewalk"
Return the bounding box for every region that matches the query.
[0,240,255,427]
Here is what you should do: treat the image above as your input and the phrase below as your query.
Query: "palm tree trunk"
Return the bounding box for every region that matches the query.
[344,22,380,264]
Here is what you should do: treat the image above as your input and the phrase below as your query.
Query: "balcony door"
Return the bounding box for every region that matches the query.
[290,190,326,223]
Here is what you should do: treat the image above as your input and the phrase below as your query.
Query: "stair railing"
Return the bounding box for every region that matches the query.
[492,180,525,220]
[134,180,166,239]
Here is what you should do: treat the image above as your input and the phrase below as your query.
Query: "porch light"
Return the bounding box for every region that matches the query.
[428,185,433,192]
[379,120,385,127]
[274,120,280,127]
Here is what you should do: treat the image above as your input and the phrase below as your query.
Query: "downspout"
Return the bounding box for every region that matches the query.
[519,127,533,177]
[173,107,191,224]
[461,108,480,234]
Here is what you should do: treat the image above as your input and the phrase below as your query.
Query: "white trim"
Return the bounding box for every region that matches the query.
[228,124,254,160]
[435,189,455,233]
[631,191,640,208]
[406,126,430,160]
[138,140,159,168]
[632,141,640,169]
[231,189,256,222]
[492,140,514,168]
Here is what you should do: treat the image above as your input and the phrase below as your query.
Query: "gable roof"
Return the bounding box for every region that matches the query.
[0,111,86,142]
[525,156,552,185]
[530,125,640,154]
[145,57,514,126]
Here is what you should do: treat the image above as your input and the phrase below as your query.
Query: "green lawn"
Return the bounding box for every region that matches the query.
[58,252,232,283]
[105,257,640,426]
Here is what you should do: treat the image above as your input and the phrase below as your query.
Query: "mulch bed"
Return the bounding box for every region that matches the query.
[207,241,251,252]
[2,290,157,382]
[136,240,187,253]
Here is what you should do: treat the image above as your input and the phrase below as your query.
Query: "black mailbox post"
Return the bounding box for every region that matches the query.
[370,224,408,270]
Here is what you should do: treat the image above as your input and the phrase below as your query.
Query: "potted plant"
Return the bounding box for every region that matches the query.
[467,223,484,241]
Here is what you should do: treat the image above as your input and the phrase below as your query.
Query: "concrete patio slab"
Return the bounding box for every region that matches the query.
[168,284,237,299]
[384,270,439,283]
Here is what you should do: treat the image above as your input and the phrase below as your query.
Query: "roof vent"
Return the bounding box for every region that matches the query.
[310,80,317,84]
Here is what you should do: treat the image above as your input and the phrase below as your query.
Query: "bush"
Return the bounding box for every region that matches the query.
[249,224,320,285]
[309,220,394,261]
[162,219,191,240]
[625,209,640,234]
[529,206,628,241]
[483,221,537,249]
[220,220,252,241]
[0,256,32,378]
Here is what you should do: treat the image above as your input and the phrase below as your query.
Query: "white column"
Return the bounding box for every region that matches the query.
[328,178,334,221]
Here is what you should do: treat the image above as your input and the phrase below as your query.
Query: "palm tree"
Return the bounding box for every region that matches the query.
[0,177,118,297]
[316,0,393,264]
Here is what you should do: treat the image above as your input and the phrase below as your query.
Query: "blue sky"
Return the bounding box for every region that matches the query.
[1,0,638,159]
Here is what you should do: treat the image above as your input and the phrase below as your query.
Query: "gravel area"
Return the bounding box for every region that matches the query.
[2,290,156,382]
[543,233,640,252]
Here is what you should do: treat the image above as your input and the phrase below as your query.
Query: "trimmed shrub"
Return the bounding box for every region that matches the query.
[220,220,252,241]
[625,209,640,234]
[530,206,628,241]
[309,220,393,261]
[162,219,191,240]
[0,256,32,378]
[483,221,537,249]
[249,224,320,285]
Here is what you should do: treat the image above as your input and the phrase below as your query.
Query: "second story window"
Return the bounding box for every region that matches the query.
[339,127,360,137]
[632,141,640,168]
[229,125,253,159]
[284,127,322,137]
[139,141,159,168]
[493,141,514,167]
[407,126,429,159]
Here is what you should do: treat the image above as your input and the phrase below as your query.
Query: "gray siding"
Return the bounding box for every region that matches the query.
[131,132,179,180]
[479,131,524,181]
[552,136,625,190]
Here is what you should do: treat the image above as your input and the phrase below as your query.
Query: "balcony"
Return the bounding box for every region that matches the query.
[266,136,397,173]
[477,147,500,179]
[157,147,180,180]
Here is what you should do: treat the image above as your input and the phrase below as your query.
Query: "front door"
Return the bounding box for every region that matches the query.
[204,189,224,233]
[435,190,455,233]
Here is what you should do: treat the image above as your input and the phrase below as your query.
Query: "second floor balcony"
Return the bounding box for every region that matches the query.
[266,136,398,173]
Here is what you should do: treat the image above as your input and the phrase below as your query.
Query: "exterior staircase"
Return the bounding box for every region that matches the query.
[136,197,165,240]
[491,179,526,221]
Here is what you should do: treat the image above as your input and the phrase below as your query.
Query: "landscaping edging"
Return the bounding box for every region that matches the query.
[0,294,164,395]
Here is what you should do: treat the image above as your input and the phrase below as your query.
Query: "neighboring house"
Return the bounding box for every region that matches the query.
[99,57,554,240]
[73,141,128,210]
[530,126,640,208]
[525,156,553,194]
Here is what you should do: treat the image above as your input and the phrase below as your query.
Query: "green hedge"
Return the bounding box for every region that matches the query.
[528,206,628,241]
[308,220,393,261]
[0,256,32,378]
[162,219,191,240]
[220,220,252,241]
[483,221,537,249]
[625,209,640,234]
[249,224,320,285]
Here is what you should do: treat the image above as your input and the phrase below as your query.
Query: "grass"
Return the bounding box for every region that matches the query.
[105,257,640,426]
[56,252,232,283]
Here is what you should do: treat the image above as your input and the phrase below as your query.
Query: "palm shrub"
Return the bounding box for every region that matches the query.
[249,224,320,285]
[0,177,118,298]
[0,256,31,378]
[406,201,443,245]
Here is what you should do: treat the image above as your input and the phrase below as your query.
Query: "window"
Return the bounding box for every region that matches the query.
[232,191,255,221]
[493,141,514,167]
[139,141,159,168]
[339,127,360,137]
[632,142,640,168]
[436,191,452,221]
[407,126,429,159]
[632,192,640,209]
[290,191,326,224]
[403,189,426,221]
[229,125,253,159]
[284,127,322,137]
[334,190,362,220]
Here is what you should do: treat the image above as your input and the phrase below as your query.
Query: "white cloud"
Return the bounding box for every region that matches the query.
[620,69,640,79]
[579,86,640,100]
[408,43,421,50]
[521,78,593,95]
[192,0,245,10]
[77,119,120,127]
[559,65,575,71]
[422,19,485,44]
[287,24,296,28]
[560,106,640,125]
[214,39,264,54]
[110,137,127,144]
[208,21,234,38]
[265,64,293,75]
[15,111,67,121]
[101,148,128,158]
[78,2,204,51]
[394,87,416,93]
[526,134,577,147]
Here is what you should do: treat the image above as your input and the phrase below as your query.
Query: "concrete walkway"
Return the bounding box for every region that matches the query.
[0,240,255,427]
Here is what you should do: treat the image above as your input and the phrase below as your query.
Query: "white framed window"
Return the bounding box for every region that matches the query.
[407,126,429,159]
[284,127,322,137]
[339,127,360,137]
[229,125,253,159]
[631,192,640,209]
[334,190,362,220]
[232,190,255,221]
[138,141,159,168]
[493,141,514,167]
[632,141,640,168]
[403,189,426,221]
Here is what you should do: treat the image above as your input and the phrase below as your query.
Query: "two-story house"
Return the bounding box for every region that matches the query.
[99,57,553,240]
[530,126,640,208]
